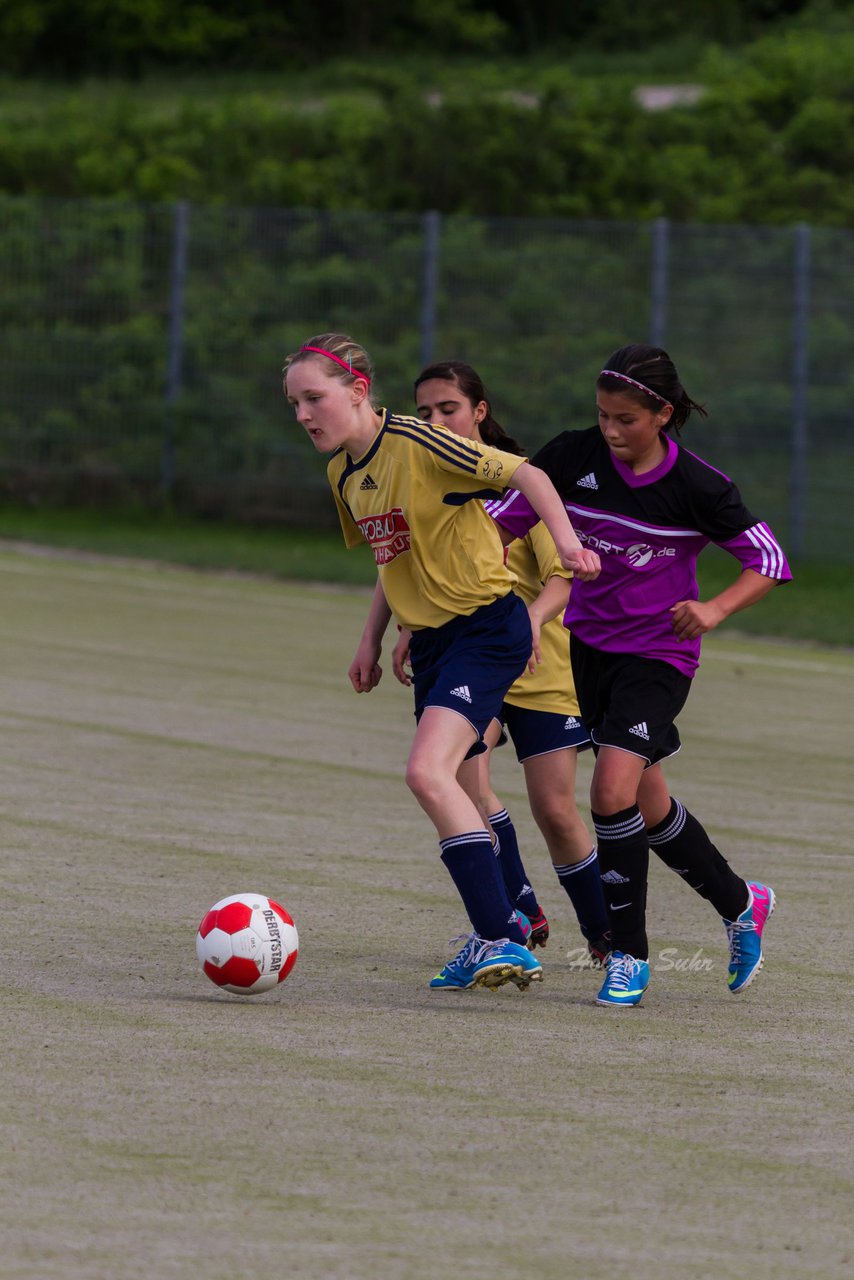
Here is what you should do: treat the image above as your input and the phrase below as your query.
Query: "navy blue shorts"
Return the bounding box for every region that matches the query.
[409,593,532,758]
[502,703,592,763]
[570,634,691,766]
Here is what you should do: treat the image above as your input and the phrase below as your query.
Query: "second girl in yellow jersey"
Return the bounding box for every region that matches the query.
[396,361,610,964]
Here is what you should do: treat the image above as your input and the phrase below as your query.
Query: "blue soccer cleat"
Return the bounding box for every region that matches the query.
[724,881,776,994]
[596,950,650,1007]
[430,933,543,991]
[472,938,543,990]
[430,933,495,989]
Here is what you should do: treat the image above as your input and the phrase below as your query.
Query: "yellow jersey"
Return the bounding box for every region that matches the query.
[328,410,527,631]
[503,520,582,716]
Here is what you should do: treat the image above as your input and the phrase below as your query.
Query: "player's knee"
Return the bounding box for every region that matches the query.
[590,778,638,815]
[533,801,575,847]
[406,757,445,804]
[404,758,424,798]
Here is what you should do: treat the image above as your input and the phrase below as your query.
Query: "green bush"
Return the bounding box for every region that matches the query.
[2,18,854,224]
[3,193,853,562]
[0,2,842,75]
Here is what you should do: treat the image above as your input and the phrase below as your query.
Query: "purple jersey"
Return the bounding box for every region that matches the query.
[486,427,792,678]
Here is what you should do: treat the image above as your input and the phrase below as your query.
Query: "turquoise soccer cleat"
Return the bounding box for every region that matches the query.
[724,881,776,994]
[596,950,650,1006]
[472,938,543,990]
[429,932,543,991]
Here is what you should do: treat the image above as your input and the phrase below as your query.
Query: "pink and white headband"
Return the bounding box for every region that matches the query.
[301,344,371,386]
[599,368,671,406]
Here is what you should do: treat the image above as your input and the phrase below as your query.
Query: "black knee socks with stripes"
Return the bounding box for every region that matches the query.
[592,797,749,959]
[591,805,650,959]
[646,797,748,920]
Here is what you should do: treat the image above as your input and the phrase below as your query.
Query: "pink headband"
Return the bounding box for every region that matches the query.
[301,344,371,386]
[599,369,671,406]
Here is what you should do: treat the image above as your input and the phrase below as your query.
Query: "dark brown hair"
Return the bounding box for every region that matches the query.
[597,344,707,433]
[414,360,525,456]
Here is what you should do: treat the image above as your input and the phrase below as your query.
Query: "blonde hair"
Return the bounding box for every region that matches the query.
[283,333,378,406]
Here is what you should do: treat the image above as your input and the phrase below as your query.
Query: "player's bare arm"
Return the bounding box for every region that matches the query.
[670,568,777,641]
[511,462,601,580]
[348,578,392,692]
[525,573,572,673]
[391,627,413,686]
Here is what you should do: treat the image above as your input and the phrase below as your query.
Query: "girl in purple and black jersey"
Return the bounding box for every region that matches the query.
[489,344,792,1007]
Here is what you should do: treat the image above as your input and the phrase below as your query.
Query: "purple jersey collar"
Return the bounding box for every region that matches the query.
[609,432,679,487]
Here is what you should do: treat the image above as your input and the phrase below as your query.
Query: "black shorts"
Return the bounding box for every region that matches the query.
[569,635,692,766]
[502,703,592,763]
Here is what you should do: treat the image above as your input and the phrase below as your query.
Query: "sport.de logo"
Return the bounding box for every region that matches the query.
[626,542,676,569]
[626,542,654,568]
[357,507,412,565]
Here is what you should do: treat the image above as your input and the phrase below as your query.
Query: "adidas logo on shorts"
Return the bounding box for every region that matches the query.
[628,722,650,740]
[577,472,599,490]
[564,716,581,729]
[359,473,379,490]
[450,684,472,703]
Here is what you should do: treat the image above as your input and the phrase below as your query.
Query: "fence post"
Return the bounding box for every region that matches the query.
[649,216,669,347]
[789,222,810,559]
[162,199,190,497]
[420,210,441,368]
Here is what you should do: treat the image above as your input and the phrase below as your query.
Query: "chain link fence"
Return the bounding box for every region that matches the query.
[1,196,850,560]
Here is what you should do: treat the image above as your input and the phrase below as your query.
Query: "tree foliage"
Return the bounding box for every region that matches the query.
[0,1,836,73]
[1,19,853,226]
[2,195,852,563]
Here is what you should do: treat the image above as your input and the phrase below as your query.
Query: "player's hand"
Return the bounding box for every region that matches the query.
[391,629,413,686]
[348,641,383,693]
[526,615,543,674]
[561,547,600,580]
[670,599,724,640]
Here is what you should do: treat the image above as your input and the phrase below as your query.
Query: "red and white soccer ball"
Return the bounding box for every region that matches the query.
[196,893,299,995]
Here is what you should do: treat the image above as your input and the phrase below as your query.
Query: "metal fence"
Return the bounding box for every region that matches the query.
[1,196,851,560]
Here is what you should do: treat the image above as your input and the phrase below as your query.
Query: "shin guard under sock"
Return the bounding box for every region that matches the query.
[489,808,540,918]
[591,805,650,959]
[646,797,748,920]
[553,848,610,940]
[440,831,528,944]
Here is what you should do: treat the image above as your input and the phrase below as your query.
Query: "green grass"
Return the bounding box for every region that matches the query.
[695,545,854,648]
[1,548,852,1279]
[0,503,850,647]
[0,503,377,587]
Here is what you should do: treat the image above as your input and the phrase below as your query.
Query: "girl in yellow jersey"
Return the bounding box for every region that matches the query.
[394,362,610,966]
[283,334,600,991]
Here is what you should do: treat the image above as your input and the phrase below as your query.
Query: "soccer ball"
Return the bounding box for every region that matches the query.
[196,893,299,995]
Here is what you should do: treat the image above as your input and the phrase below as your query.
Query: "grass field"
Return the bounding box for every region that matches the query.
[2,545,853,1280]
[1,506,852,647]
